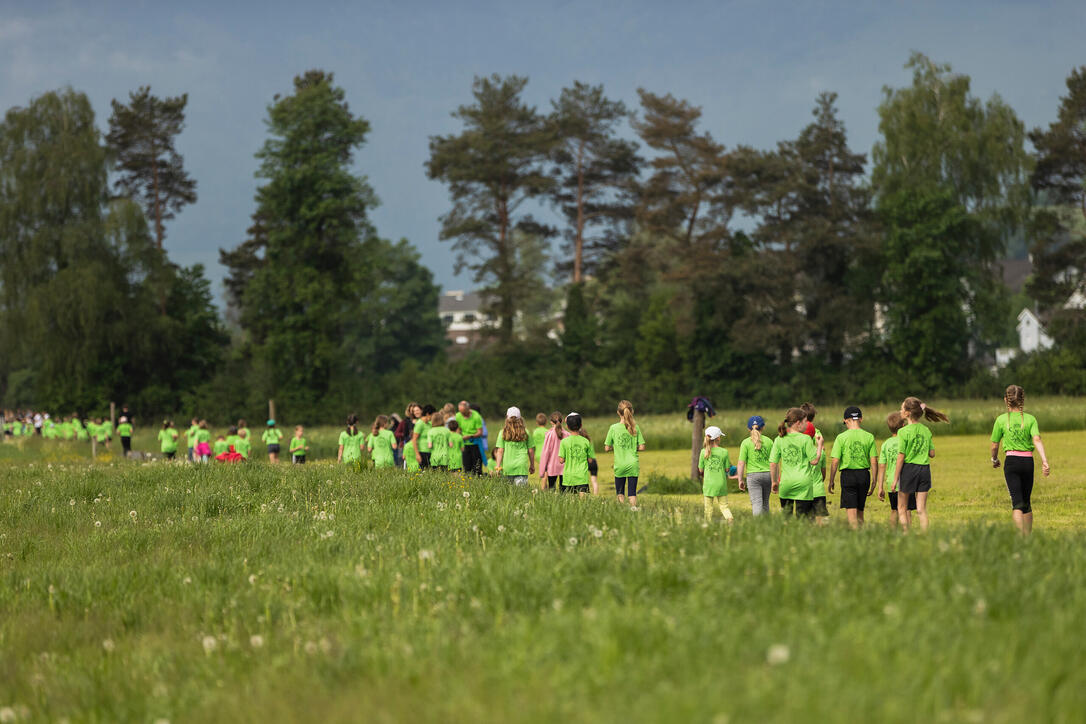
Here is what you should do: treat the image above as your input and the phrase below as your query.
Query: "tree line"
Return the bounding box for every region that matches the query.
[1,54,1084,420]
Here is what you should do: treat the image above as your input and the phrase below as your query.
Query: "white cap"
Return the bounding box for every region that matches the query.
[705,426,724,440]
[506,406,521,419]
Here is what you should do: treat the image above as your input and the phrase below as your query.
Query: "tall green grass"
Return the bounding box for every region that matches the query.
[1,462,1084,722]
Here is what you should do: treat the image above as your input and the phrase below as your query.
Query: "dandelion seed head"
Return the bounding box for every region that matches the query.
[766,644,790,665]
[102,638,115,652]
[418,549,435,561]
[94,521,101,528]
[249,634,264,649]
[201,635,217,653]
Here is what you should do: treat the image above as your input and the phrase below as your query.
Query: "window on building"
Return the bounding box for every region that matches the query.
[463,313,476,324]
[441,315,453,326]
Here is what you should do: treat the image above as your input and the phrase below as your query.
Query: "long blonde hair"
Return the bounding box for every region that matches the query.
[617,400,637,436]
[750,425,764,451]
[703,433,719,459]
[430,411,445,428]
[371,414,389,436]
[1004,384,1026,429]
[501,415,528,442]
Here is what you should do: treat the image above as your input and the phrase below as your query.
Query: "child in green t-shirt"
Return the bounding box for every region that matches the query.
[698,426,735,523]
[289,425,308,464]
[447,420,465,472]
[117,416,134,458]
[213,435,229,458]
[157,420,179,460]
[403,439,419,471]
[235,429,252,461]
[262,420,284,463]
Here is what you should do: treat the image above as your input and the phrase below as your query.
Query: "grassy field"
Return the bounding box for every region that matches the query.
[0,430,1084,722]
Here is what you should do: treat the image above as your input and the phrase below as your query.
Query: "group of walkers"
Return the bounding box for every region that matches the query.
[5,385,1053,534]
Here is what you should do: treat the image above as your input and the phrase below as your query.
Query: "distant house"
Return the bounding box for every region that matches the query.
[996,308,1055,367]
[439,290,495,347]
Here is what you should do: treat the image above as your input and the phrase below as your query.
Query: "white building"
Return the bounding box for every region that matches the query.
[995,308,1055,367]
[439,290,494,347]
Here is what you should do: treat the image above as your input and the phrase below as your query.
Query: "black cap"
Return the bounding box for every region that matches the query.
[843,406,862,420]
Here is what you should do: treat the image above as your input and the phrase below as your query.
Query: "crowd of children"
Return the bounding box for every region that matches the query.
[3,385,1053,533]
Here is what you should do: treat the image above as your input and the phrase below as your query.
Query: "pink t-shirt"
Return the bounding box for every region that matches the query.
[538,427,566,477]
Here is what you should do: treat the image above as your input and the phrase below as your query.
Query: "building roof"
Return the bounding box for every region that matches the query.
[438,290,487,314]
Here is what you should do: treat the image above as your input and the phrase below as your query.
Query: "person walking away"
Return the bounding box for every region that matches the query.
[427,411,450,471]
[876,412,913,527]
[338,414,365,467]
[413,405,435,470]
[604,400,646,508]
[558,413,596,496]
[737,416,774,516]
[892,397,950,533]
[537,411,566,491]
[263,420,284,463]
[699,425,735,523]
[769,408,819,518]
[828,406,878,529]
[368,415,398,470]
[158,420,179,460]
[117,416,134,458]
[990,385,1050,536]
[495,407,534,486]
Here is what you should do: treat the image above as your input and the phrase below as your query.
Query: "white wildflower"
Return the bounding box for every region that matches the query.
[883,603,899,617]
[568,537,578,546]
[201,635,217,653]
[418,549,435,561]
[304,640,318,655]
[463,491,470,498]
[94,521,101,528]
[69,499,75,506]
[248,574,258,585]
[102,638,115,652]
[766,644,790,665]
[183,576,192,585]
[129,510,137,519]
[974,599,987,616]
[593,528,603,538]
[497,525,505,533]
[0,708,15,723]
[249,634,264,649]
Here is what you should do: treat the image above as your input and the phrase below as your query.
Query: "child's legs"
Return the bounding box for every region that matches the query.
[846,508,860,528]
[716,496,734,521]
[703,496,714,520]
[896,494,911,531]
[915,491,929,530]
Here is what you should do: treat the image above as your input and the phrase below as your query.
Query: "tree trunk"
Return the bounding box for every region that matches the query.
[690,408,705,481]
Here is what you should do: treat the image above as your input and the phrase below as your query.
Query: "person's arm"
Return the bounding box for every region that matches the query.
[876,462,887,500]
[528,447,535,475]
[337,445,344,463]
[868,456,878,495]
[494,447,504,472]
[894,452,905,487]
[412,432,422,462]
[770,462,780,493]
[989,441,1000,468]
[828,458,840,494]
[737,460,747,491]
[1034,436,1050,476]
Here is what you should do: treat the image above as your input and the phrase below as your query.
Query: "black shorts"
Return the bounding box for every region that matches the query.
[547,475,563,489]
[1004,456,1034,513]
[561,484,589,494]
[812,496,829,517]
[898,463,932,494]
[839,469,871,510]
[888,491,917,511]
[164,451,175,460]
[121,436,132,452]
[267,444,280,454]
[419,452,431,469]
[588,459,598,476]
[293,455,306,464]
[615,476,638,496]
[781,498,815,517]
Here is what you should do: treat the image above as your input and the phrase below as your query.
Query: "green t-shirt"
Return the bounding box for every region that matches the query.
[94,424,108,443]
[455,410,483,445]
[448,432,464,470]
[213,439,229,456]
[158,428,179,453]
[698,446,732,497]
[831,428,877,470]
[413,420,433,452]
[235,437,252,459]
[339,429,365,462]
[496,432,532,476]
[186,425,200,447]
[532,426,547,457]
[226,434,239,452]
[428,426,451,467]
[878,437,900,491]
[990,412,1039,453]
[403,440,419,471]
[238,427,250,441]
[196,429,211,444]
[558,434,596,486]
[769,432,817,501]
[604,422,645,477]
[289,436,307,457]
[117,422,132,437]
[897,423,933,466]
[262,428,283,445]
[738,435,773,474]
[368,429,397,468]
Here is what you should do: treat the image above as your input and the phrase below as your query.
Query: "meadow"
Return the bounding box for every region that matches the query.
[0,427,1084,722]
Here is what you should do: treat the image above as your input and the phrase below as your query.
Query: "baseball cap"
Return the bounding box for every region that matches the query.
[505,406,521,419]
[267,419,276,426]
[747,415,765,429]
[705,425,724,440]
[843,406,862,420]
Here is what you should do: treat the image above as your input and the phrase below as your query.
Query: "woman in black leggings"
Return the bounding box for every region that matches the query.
[989,385,1051,536]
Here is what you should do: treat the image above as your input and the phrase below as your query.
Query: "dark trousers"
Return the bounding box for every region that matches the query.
[462,443,483,476]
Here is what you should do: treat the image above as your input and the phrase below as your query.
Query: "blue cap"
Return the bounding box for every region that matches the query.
[747,415,765,429]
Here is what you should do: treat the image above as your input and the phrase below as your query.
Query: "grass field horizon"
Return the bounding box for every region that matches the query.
[1,426,1083,721]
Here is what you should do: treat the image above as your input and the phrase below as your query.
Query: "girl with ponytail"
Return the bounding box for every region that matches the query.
[604,400,647,507]
[338,413,365,465]
[366,414,398,470]
[989,385,1050,535]
[769,408,819,517]
[738,416,773,516]
[538,411,566,491]
[893,397,949,532]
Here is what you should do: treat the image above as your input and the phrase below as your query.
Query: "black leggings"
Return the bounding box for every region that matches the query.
[615,476,638,497]
[1004,456,1034,513]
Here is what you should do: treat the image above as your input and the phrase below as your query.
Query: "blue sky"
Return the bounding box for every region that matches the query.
[2,0,1083,305]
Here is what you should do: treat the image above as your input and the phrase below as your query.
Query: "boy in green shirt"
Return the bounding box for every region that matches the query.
[828,406,878,529]
[557,413,596,496]
[877,412,913,527]
[289,425,308,464]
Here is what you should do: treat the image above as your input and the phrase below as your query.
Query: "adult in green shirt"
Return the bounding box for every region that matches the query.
[495,407,535,485]
[158,420,180,460]
[828,406,878,529]
[989,385,1051,536]
[338,415,365,465]
[893,397,949,533]
[603,400,646,508]
[368,415,398,469]
[455,401,485,475]
[769,408,819,518]
[737,416,774,517]
[557,413,595,496]
[262,420,284,464]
